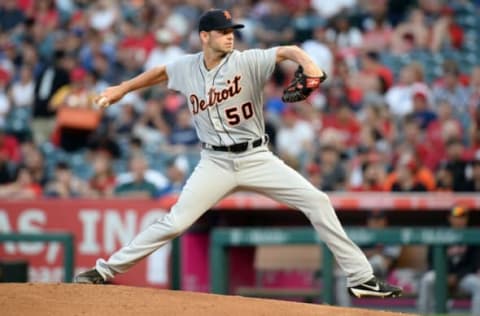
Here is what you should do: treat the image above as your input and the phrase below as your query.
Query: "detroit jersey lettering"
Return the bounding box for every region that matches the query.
[166,48,276,146]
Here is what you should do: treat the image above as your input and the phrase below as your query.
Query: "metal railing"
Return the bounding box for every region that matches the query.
[210,227,480,314]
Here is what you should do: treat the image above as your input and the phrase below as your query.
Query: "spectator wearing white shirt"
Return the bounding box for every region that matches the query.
[144,28,185,71]
[276,108,314,169]
[301,22,333,83]
[0,72,10,128]
[385,62,429,118]
[8,66,35,108]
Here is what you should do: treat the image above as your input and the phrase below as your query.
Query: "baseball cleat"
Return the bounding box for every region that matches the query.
[348,277,402,298]
[74,268,106,284]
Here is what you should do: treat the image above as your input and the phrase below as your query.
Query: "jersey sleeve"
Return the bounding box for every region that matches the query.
[240,47,277,86]
[165,55,194,93]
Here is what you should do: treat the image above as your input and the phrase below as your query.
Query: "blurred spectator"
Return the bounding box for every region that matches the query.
[336,210,402,306]
[463,150,480,191]
[78,30,116,75]
[0,166,42,199]
[351,51,393,98]
[88,153,116,198]
[44,161,91,198]
[32,49,71,145]
[311,0,357,19]
[21,143,48,187]
[301,22,334,82]
[158,155,189,197]
[86,0,119,33]
[254,0,294,47]
[417,205,480,316]
[276,108,314,169]
[430,6,464,53]
[349,153,387,191]
[425,101,462,169]
[50,67,96,109]
[117,18,155,76]
[321,103,361,148]
[112,103,138,142]
[167,106,199,153]
[432,60,471,116]
[326,13,363,58]
[50,67,99,152]
[390,8,429,55]
[441,138,469,191]
[318,145,346,191]
[385,151,436,192]
[144,28,185,71]
[0,71,10,127]
[411,88,437,130]
[435,161,455,191]
[116,153,169,193]
[0,127,21,163]
[0,0,26,32]
[114,154,158,199]
[8,66,35,108]
[360,3,393,53]
[291,0,325,44]
[28,0,59,32]
[385,63,428,118]
[133,98,170,146]
[390,164,427,192]
[306,162,322,188]
[360,103,396,145]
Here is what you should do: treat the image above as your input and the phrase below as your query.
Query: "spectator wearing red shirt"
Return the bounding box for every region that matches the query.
[89,153,116,198]
[0,166,42,199]
[425,101,462,170]
[27,0,59,31]
[118,19,156,68]
[430,6,464,53]
[322,103,361,148]
[0,128,21,163]
[349,154,387,192]
[349,51,394,103]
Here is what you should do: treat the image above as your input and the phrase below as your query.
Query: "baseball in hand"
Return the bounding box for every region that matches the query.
[95,96,110,109]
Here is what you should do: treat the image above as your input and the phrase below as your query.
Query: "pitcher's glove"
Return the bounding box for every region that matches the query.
[281,65,327,103]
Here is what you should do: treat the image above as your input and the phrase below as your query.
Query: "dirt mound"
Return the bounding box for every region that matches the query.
[0,283,415,316]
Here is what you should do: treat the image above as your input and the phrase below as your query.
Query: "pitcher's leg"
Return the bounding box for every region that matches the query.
[238,151,373,286]
[96,156,236,280]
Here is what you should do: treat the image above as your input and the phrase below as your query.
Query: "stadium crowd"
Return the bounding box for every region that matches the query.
[0,0,480,199]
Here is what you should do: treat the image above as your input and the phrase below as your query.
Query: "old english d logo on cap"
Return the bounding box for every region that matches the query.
[198,9,244,32]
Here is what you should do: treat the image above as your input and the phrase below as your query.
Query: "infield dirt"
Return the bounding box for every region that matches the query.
[0,283,417,316]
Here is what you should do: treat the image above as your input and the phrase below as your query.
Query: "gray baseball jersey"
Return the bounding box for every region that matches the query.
[166,48,277,146]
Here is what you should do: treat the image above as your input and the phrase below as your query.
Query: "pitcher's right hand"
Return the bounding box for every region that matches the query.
[94,85,127,109]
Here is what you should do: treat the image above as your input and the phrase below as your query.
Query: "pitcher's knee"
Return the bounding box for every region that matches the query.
[156,213,188,237]
[306,190,331,207]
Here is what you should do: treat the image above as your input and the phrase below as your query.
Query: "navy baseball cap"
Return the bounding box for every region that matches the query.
[198,9,244,32]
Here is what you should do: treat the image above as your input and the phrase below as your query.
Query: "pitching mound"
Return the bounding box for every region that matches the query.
[0,283,414,316]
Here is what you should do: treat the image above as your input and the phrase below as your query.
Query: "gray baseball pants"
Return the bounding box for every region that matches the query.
[96,146,373,287]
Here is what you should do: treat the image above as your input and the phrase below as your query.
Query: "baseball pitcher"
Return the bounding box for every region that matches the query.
[75,8,402,299]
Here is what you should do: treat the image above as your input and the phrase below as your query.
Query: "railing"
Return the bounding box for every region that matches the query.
[0,232,75,282]
[210,227,480,314]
